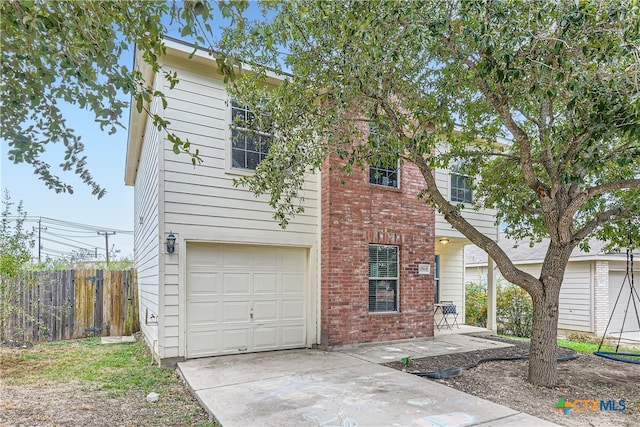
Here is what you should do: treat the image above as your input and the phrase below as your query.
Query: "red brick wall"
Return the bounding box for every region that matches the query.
[320,157,435,347]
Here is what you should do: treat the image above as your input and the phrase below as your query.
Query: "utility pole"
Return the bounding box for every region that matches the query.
[36,218,47,263]
[97,231,116,266]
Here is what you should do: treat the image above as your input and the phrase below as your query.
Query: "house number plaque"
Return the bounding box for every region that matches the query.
[418,264,431,275]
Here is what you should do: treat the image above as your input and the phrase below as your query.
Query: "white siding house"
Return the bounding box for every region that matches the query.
[465,236,640,339]
[433,163,499,326]
[126,39,319,364]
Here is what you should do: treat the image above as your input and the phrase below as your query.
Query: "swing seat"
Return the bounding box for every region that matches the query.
[593,351,640,365]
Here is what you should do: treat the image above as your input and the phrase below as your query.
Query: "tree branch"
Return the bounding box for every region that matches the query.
[406,144,542,297]
[562,178,640,227]
[573,207,632,243]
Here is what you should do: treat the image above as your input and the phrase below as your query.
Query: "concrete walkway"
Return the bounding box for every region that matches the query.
[178,335,559,427]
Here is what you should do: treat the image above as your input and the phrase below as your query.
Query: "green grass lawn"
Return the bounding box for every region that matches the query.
[0,336,217,426]
[500,334,638,354]
[2,337,174,395]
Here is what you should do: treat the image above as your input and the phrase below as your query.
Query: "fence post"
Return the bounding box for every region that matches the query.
[94,270,104,336]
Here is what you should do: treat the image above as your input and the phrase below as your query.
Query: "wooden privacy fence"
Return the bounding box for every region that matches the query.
[1,269,139,342]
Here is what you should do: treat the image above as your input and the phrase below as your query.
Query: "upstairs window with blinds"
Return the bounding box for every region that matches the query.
[231,99,270,170]
[368,245,399,312]
[449,160,473,203]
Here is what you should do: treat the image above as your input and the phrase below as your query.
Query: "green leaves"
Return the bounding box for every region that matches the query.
[1,0,230,197]
[220,0,639,249]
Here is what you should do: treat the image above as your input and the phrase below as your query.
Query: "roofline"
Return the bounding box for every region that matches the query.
[466,252,637,268]
[124,46,154,186]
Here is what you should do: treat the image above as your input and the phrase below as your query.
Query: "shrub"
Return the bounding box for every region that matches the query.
[497,283,533,337]
[465,281,487,327]
[464,279,534,338]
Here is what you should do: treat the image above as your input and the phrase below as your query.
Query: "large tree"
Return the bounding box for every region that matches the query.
[1,0,246,196]
[219,0,640,387]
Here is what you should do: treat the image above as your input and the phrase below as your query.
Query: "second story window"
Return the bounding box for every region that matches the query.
[370,164,398,188]
[231,99,270,170]
[368,124,399,188]
[450,173,473,203]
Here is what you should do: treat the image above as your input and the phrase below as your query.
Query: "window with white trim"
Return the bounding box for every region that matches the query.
[369,245,399,312]
[231,99,270,170]
[450,173,472,203]
[368,124,399,188]
[370,164,399,188]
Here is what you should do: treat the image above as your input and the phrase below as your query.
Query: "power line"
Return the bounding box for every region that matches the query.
[41,224,101,236]
[40,236,98,252]
[3,216,133,234]
[42,231,103,250]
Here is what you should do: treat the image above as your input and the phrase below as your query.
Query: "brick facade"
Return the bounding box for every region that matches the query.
[320,157,435,347]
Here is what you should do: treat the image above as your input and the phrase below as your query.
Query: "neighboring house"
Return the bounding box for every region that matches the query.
[125,37,497,365]
[465,235,640,339]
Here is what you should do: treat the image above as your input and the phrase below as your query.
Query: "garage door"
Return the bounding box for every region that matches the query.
[186,243,307,358]
[608,271,640,337]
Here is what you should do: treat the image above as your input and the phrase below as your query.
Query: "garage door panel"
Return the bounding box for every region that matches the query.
[282,274,305,294]
[282,249,306,270]
[187,330,220,357]
[188,245,223,267]
[253,300,279,321]
[253,274,278,294]
[222,273,251,294]
[253,327,279,350]
[253,250,280,269]
[188,272,220,294]
[281,326,305,346]
[222,301,250,323]
[282,299,304,320]
[223,247,253,268]
[189,301,220,325]
[187,243,307,358]
[221,328,251,352]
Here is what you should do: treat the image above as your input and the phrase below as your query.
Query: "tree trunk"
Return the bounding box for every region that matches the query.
[528,285,561,387]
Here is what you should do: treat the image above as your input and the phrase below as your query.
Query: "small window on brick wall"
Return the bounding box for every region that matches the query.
[369,245,399,312]
[368,124,399,188]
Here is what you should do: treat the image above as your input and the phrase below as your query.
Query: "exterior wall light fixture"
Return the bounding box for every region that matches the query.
[166,232,176,253]
[439,238,450,245]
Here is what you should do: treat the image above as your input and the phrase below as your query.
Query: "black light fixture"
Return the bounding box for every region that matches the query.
[166,232,176,253]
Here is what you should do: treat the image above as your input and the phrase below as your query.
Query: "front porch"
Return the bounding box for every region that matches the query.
[435,237,498,334]
[339,325,501,364]
[433,323,492,338]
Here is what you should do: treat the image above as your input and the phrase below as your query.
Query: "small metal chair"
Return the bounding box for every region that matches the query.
[439,301,460,329]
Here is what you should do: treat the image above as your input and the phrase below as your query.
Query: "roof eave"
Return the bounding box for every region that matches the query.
[124,48,155,186]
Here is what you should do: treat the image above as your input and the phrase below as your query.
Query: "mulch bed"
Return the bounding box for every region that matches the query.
[383,335,578,374]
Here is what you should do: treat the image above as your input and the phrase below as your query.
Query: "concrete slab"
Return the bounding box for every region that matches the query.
[100,336,136,345]
[341,334,513,364]
[178,349,362,391]
[179,347,559,427]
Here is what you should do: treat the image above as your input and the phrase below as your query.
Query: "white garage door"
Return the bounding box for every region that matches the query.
[608,270,640,337]
[186,243,307,358]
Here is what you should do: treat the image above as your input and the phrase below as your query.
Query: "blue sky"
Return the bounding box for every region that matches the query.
[1,99,135,259]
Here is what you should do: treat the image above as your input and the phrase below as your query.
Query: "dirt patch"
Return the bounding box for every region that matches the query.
[385,336,640,427]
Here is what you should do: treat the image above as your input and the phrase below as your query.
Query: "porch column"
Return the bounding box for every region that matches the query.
[487,257,497,332]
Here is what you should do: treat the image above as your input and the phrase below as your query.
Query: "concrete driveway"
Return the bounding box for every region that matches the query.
[178,338,558,427]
